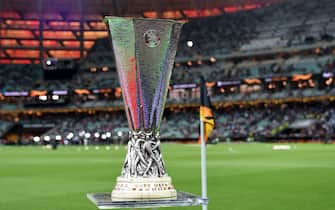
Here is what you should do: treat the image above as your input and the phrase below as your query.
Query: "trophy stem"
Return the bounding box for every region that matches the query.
[121,130,167,178]
[111,130,176,201]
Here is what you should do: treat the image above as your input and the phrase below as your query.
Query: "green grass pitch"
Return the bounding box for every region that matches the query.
[0,143,334,210]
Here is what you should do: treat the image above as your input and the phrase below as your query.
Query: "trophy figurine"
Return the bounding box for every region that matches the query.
[104,17,183,201]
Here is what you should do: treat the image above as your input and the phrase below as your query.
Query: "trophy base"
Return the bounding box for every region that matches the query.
[87,191,207,209]
[111,176,177,201]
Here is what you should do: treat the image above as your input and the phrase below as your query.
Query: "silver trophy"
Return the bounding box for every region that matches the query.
[104,17,183,201]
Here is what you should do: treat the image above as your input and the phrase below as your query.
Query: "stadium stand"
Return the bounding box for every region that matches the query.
[82,0,335,63]
[0,119,13,138]
[1,0,335,143]
[1,101,334,144]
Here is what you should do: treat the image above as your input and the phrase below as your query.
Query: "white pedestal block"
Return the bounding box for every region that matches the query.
[111,176,177,201]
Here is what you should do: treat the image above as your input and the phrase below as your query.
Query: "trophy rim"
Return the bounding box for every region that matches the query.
[103,16,184,25]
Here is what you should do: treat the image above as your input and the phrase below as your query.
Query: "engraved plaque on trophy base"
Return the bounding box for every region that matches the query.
[111,176,177,201]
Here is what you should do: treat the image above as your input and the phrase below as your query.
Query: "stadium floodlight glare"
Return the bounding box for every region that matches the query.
[90,67,97,72]
[79,130,85,137]
[102,66,109,72]
[67,132,74,139]
[44,136,50,141]
[39,95,48,101]
[117,131,122,137]
[187,40,194,47]
[85,132,91,138]
[209,56,216,63]
[52,95,59,100]
[55,135,62,141]
[106,132,111,138]
[33,136,40,142]
[101,134,107,140]
[46,59,52,66]
[94,132,100,138]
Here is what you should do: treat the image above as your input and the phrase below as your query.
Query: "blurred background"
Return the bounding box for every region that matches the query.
[1,1,335,210]
[0,0,335,145]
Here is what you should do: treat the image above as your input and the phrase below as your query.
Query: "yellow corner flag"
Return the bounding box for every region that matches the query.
[199,76,215,144]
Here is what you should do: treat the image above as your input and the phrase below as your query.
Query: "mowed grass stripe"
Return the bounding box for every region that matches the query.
[0,143,334,210]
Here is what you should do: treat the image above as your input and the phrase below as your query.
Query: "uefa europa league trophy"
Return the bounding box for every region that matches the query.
[104,17,183,201]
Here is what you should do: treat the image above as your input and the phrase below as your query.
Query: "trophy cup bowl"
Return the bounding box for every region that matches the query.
[104,17,183,201]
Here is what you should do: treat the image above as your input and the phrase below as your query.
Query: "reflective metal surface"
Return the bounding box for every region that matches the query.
[105,17,182,131]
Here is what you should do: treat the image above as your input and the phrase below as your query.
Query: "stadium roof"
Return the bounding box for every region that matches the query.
[0,0,288,15]
[0,0,289,64]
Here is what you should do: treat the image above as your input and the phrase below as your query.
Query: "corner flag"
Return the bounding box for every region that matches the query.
[199,76,215,143]
[199,76,214,210]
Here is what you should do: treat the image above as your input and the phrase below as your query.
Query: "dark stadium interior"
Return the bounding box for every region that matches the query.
[1,1,335,210]
[1,0,335,144]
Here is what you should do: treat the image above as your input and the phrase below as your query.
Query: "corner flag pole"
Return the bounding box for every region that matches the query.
[200,119,208,210]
